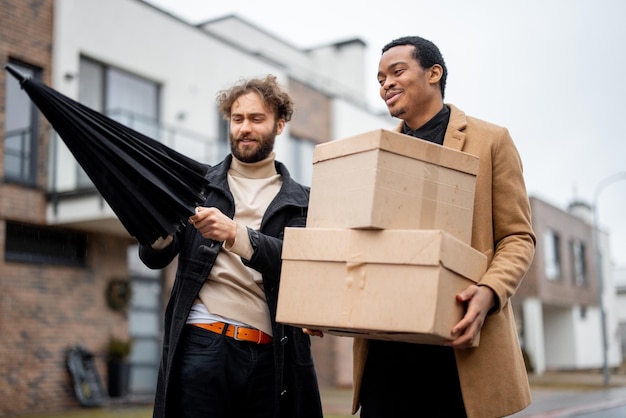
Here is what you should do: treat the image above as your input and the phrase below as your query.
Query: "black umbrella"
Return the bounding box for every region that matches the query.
[5,64,209,245]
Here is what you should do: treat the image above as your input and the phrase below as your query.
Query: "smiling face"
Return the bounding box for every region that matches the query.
[377,44,444,130]
[229,91,284,163]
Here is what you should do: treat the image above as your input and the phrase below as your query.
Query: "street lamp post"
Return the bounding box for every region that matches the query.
[592,171,626,386]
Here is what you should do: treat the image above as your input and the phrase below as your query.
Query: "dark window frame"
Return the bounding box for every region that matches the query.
[75,56,161,187]
[3,59,41,186]
[4,221,88,267]
[570,239,588,287]
[543,228,562,281]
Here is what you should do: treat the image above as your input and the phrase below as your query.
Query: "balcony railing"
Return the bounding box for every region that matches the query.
[4,127,35,184]
[107,109,226,164]
[48,109,227,211]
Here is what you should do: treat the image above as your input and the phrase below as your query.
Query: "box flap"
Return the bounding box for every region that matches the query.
[313,129,479,175]
[438,231,488,281]
[282,228,487,282]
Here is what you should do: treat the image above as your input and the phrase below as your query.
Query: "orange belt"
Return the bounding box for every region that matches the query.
[191,322,272,344]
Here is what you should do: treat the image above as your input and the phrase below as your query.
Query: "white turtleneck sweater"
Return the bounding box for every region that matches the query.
[187,153,282,336]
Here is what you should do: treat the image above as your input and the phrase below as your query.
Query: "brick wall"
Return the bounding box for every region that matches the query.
[0,6,136,413]
[0,184,47,224]
[0,230,132,416]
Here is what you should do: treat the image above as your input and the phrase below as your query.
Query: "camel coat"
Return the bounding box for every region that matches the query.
[352,104,536,418]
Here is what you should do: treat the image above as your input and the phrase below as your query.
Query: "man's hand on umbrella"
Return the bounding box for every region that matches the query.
[189,206,237,247]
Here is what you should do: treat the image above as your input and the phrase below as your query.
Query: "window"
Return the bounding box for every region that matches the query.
[76,57,160,187]
[3,61,40,185]
[106,67,160,138]
[127,244,161,395]
[291,135,315,186]
[5,221,87,267]
[571,239,588,287]
[543,229,561,281]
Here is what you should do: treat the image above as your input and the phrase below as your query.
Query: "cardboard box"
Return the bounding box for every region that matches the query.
[276,228,487,346]
[306,129,479,243]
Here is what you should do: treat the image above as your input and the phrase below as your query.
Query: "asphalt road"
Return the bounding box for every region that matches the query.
[508,386,626,417]
[321,373,626,418]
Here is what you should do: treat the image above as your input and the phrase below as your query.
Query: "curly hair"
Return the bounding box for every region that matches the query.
[382,36,448,99]
[216,75,294,122]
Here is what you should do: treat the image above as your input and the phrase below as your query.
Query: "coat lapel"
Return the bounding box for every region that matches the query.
[392,103,468,152]
[442,104,467,151]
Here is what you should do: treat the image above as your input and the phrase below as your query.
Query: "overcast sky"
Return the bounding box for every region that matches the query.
[144,0,626,268]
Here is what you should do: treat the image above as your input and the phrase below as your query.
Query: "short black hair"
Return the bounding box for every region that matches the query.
[382,36,448,98]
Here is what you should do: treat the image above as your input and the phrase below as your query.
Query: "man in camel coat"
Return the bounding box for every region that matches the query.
[351,36,536,418]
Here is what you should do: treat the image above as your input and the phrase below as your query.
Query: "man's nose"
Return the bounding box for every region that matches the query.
[382,78,395,91]
[240,119,253,132]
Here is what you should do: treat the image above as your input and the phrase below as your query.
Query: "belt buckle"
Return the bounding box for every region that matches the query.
[232,325,244,342]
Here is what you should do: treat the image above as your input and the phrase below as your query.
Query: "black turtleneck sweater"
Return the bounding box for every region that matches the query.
[401,105,450,145]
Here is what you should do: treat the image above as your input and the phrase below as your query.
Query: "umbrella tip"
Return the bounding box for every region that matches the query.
[5,64,27,84]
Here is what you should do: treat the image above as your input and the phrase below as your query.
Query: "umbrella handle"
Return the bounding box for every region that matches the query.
[5,64,28,84]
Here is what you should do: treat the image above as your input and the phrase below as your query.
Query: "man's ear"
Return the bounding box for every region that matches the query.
[428,64,443,85]
[275,118,285,135]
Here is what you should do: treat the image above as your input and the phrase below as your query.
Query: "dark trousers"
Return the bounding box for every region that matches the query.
[170,325,276,418]
[359,340,467,418]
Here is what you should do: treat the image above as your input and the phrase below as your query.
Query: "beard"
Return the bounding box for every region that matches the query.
[389,106,406,119]
[230,125,277,163]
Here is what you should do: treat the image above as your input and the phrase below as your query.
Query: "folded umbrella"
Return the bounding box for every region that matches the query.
[5,64,209,245]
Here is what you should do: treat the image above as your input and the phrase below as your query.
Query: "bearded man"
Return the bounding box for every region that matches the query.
[139,75,323,418]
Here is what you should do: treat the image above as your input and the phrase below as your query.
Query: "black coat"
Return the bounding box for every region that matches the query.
[139,155,323,418]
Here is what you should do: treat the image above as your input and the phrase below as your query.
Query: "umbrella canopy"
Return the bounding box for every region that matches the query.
[5,64,209,245]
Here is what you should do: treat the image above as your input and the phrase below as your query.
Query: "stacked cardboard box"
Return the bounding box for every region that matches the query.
[276,129,488,346]
[305,129,479,243]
